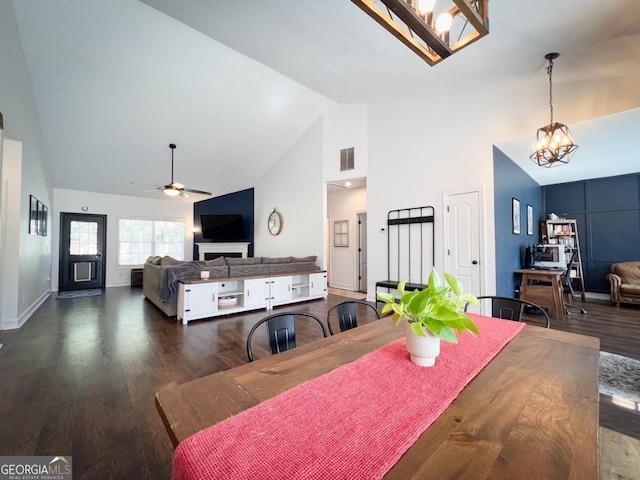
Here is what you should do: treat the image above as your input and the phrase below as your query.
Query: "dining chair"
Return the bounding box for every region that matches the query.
[246,312,327,362]
[326,300,381,335]
[562,250,588,315]
[464,295,551,328]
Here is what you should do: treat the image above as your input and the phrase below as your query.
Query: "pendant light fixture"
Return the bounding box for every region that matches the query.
[530,53,578,167]
[351,0,489,66]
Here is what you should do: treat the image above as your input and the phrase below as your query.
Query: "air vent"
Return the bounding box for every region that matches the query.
[340,147,355,171]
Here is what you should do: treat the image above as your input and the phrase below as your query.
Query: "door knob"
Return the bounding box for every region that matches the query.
[472,260,478,265]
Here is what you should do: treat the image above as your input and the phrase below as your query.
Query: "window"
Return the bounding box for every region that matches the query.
[70,220,98,255]
[118,218,185,266]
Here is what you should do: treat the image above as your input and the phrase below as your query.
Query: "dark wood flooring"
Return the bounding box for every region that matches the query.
[0,288,638,479]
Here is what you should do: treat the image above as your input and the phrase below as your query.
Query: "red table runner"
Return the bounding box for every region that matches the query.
[172,315,524,480]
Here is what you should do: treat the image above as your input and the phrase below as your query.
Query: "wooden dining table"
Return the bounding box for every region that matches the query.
[156,317,599,479]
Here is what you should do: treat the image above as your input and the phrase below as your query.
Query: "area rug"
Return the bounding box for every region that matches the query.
[56,289,103,299]
[599,351,640,402]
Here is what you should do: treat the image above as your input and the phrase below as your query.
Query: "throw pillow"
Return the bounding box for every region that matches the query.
[291,256,317,263]
[205,257,226,267]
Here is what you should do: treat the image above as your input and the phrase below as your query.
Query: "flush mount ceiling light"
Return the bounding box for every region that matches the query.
[351,0,489,66]
[530,53,578,168]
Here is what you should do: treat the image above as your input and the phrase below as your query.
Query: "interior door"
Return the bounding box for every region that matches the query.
[357,212,368,292]
[444,191,481,295]
[59,212,107,291]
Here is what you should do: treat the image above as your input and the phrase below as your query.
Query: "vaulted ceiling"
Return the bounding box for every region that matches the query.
[11,0,640,200]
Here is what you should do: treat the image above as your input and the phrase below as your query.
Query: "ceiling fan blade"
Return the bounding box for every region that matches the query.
[130,181,163,189]
[170,182,185,189]
[182,187,212,196]
[140,188,163,193]
[179,191,190,199]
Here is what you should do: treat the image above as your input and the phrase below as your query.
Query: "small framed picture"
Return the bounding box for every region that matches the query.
[29,195,38,235]
[526,205,534,236]
[512,198,521,235]
[36,200,43,235]
[42,205,48,237]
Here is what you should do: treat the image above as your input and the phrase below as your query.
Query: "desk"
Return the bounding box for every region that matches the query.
[515,268,566,321]
[156,318,599,479]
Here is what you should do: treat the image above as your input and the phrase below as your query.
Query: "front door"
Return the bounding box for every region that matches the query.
[59,213,107,291]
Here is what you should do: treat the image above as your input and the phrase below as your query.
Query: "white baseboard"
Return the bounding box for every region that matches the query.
[328,282,354,291]
[1,290,51,330]
[584,292,610,301]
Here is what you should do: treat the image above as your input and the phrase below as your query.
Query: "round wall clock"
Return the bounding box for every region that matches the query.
[268,208,282,235]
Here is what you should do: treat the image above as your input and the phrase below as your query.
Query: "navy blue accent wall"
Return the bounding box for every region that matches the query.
[493,146,543,297]
[193,188,255,259]
[543,173,640,292]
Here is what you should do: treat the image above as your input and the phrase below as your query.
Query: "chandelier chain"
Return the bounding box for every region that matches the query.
[547,59,554,125]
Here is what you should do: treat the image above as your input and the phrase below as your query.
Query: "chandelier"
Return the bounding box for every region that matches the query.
[351,0,489,66]
[530,53,578,167]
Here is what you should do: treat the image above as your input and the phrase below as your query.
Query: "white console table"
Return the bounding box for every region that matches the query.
[195,242,250,260]
[177,271,327,325]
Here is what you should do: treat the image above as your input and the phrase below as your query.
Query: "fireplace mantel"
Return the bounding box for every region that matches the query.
[195,242,250,260]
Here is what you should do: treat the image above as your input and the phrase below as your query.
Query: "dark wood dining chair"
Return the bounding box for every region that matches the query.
[326,300,381,335]
[246,312,327,362]
[464,295,551,328]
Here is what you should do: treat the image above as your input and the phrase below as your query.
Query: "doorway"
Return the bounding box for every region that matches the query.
[59,213,107,291]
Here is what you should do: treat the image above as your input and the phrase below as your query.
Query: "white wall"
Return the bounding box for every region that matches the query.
[254,118,326,266]
[364,83,539,302]
[327,186,367,290]
[322,104,368,183]
[52,189,193,290]
[0,2,53,329]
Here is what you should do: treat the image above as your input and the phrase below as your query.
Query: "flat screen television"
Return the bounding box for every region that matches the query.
[201,214,244,241]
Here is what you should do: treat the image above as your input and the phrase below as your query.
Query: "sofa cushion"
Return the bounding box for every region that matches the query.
[226,257,261,265]
[612,262,640,282]
[205,257,227,267]
[261,257,292,264]
[229,264,272,277]
[290,256,317,263]
[202,265,229,278]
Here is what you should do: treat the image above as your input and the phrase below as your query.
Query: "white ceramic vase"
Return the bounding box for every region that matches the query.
[405,321,441,367]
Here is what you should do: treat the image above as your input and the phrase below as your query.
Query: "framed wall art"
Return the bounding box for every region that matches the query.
[512,198,521,235]
[29,195,38,235]
[28,195,48,236]
[526,204,534,236]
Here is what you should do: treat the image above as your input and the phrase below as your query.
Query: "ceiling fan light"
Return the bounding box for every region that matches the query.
[164,187,180,197]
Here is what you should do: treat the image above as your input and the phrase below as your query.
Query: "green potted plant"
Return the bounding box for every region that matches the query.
[376,269,480,367]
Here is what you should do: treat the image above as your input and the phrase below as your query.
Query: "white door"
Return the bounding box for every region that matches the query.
[444,191,481,296]
[357,213,368,292]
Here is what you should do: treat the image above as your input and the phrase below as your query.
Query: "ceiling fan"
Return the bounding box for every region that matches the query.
[134,144,212,198]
